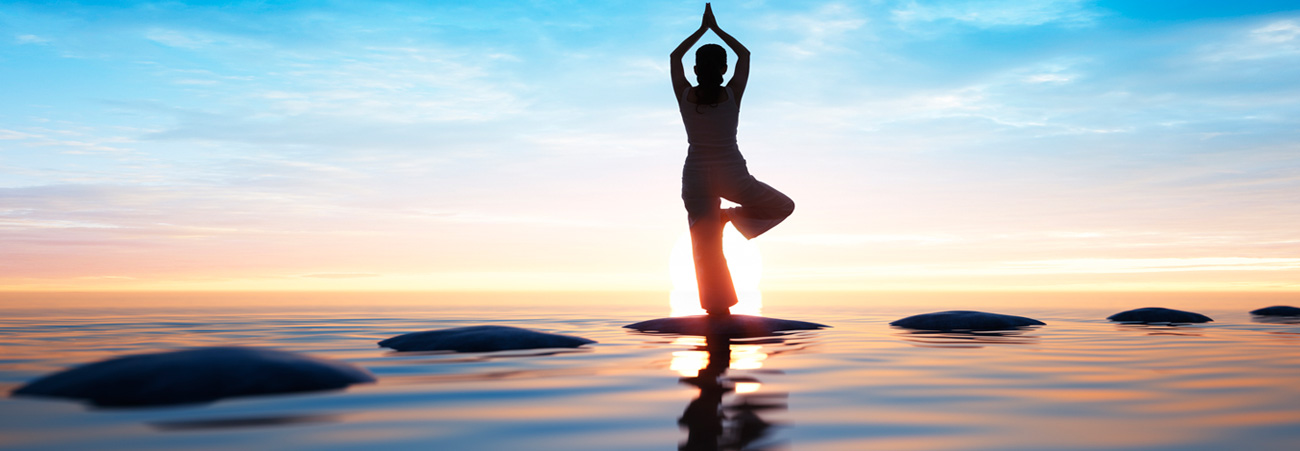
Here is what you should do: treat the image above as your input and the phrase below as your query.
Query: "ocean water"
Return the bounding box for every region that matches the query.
[1,292,1299,450]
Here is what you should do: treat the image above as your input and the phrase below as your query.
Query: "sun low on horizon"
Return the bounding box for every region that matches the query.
[2,1,1299,296]
[670,224,764,316]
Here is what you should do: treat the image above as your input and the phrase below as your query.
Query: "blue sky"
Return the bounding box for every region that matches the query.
[2,1,1298,291]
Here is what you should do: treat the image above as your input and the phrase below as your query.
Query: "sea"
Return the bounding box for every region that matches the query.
[1,291,1298,450]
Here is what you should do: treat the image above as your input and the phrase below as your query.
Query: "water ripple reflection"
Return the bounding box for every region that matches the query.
[894,328,1042,348]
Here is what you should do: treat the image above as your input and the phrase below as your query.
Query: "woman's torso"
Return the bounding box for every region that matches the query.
[679,86,743,165]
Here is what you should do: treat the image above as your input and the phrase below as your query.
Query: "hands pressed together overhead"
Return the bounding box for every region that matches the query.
[671,3,751,104]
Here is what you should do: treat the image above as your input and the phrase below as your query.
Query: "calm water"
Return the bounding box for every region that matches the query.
[2,292,1299,450]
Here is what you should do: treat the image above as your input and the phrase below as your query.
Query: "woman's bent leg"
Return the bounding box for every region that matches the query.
[723,175,795,240]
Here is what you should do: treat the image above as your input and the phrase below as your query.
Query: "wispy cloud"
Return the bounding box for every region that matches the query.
[1254,20,1300,43]
[297,273,380,279]
[143,28,266,50]
[1,128,136,154]
[892,0,1098,29]
[770,233,960,246]
[15,34,50,44]
[759,3,869,58]
[1201,19,1300,61]
[778,257,1300,278]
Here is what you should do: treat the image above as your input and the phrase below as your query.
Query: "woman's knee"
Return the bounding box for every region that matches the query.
[778,196,795,217]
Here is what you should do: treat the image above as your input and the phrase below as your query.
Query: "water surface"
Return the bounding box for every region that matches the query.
[2,292,1298,450]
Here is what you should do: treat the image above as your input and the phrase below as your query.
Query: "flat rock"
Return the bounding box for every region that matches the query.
[1107,307,1213,324]
[889,310,1044,331]
[624,315,828,337]
[1250,305,1300,316]
[10,347,375,407]
[378,325,596,352]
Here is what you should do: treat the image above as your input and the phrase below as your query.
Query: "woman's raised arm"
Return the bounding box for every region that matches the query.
[671,7,711,101]
[708,7,750,107]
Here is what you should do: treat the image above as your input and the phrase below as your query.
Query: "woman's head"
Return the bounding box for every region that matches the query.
[693,44,727,105]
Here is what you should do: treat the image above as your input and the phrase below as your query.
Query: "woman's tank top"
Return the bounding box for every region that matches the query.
[679,86,743,164]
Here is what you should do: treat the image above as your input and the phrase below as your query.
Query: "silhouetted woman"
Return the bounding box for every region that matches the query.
[672,4,794,317]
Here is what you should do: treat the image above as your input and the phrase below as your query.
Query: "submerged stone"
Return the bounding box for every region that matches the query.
[624,315,828,337]
[378,325,596,352]
[889,310,1044,331]
[1107,307,1212,324]
[10,347,375,407]
[1250,305,1300,316]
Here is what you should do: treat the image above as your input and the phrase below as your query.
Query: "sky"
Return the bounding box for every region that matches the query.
[2,0,1298,292]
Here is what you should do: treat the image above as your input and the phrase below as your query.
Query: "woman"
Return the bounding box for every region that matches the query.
[671,4,794,317]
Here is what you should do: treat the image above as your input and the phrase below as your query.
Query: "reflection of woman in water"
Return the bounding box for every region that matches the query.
[679,334,784,450]
[672,4,794,317]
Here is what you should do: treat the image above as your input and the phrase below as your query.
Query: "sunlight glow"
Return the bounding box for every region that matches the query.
[668,337,770,378]
[669,224,763,317]
[734,382,762,394]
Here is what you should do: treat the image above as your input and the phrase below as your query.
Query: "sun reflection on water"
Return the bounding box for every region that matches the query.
[733,381,762,394]
[668,336,769,377]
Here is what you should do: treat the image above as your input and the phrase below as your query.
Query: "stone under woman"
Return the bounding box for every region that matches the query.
[671,4,794,317]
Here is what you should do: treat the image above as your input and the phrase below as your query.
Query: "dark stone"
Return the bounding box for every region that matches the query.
[624,315,828,337]
[378,325,596,352]
[10,347,375,407]
[1107,307,1213,324]
[889,310,1044,331]
[1250,305,1300,316]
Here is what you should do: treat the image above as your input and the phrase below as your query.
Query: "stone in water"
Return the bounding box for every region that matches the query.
[11,347,375,407]
[890,310,1045,331]
[625,315,827,337]
[379,325,596,352]
[1107,307,1212,324]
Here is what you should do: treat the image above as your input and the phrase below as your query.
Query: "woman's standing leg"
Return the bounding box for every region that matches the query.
[684,167,739,316]
[689,204,739,315]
